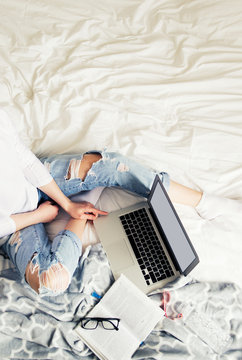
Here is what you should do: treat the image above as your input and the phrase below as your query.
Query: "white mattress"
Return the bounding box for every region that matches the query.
[0,0,242,287]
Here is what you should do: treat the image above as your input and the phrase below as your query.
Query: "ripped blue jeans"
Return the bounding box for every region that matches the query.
[2,150,169,296]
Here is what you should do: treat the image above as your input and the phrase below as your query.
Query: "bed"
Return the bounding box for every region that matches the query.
[0,0,242,358]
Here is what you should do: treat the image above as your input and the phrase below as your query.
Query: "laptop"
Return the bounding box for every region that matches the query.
[94,175,199,293]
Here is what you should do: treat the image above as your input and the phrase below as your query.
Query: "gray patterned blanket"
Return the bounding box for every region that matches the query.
[0,244,241,360]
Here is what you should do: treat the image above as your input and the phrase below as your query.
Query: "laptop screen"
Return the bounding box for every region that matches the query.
[149,177,196,273]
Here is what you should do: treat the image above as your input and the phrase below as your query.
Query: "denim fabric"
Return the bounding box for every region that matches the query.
[2,225,82,282]
[1,150,169,295]
[40,150,170,199]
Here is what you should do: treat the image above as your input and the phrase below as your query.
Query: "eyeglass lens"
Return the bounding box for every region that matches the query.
[81,318,120,330]
[102,319,119,330]
[82,319,98,329]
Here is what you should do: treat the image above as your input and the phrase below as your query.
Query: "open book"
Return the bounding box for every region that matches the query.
[75,274,164,360]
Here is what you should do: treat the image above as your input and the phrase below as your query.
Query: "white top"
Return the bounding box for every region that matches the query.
[0,110,53,238]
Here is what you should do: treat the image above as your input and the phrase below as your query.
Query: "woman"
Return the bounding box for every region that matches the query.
[0,110,240,296]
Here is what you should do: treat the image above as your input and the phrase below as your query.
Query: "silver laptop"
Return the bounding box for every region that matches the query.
[94,175,199,294]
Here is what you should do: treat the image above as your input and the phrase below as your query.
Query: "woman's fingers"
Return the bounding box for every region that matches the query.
[81,213,97,220]
[84,205,108,216]
[67,200,108,220]
[89,208,108,216]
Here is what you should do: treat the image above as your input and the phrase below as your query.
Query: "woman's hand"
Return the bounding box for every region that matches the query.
[66,201,108,220]
[34,201,59,223]
[10,201,59,234]
[38,179,108,220]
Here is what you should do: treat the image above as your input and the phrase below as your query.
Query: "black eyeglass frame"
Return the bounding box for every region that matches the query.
[79,317,120,331]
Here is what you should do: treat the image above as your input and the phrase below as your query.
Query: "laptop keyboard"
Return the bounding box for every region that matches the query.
[119,208,174,286]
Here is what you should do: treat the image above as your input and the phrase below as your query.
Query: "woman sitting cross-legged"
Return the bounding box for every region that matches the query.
[1,109,241,295]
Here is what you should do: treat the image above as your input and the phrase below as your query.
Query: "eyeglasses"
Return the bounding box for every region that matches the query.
[79,317,120,331]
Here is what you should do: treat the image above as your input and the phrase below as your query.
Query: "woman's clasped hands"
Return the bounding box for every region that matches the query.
[35,200,108,224]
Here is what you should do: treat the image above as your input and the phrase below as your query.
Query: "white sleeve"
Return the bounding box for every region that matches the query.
[7,115,53,188]
[0,216,16,238]
[15,139,53,188]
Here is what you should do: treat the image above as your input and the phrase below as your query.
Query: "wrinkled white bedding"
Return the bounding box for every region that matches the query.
[1,1,242,359]
[1,0,242,285]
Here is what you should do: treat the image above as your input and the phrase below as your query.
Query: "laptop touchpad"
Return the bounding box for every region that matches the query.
[106,241,135,271]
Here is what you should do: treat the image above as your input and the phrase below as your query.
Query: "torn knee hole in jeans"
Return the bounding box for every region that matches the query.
[66,154,102,181]
[66,159,82,180]
[26,256,71,293]
[40,263,71,292]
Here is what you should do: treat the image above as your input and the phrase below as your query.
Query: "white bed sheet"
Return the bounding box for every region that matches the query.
[0,0,242,287]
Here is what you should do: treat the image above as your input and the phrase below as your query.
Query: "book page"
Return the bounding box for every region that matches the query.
[76,309,139,360]
[100,274,164,340]
[75,274,164,360]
